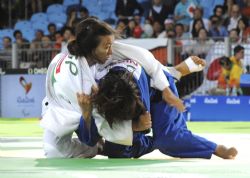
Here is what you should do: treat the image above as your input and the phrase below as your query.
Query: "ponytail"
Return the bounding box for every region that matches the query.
[67,39,79,56]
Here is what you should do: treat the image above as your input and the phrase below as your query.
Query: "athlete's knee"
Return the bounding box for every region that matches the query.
[43,143,64,158]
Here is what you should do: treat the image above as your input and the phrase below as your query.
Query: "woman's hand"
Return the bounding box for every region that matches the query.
[191,56,206,67]
[175,56,206,77]
[77,86,99,128]
[132,111,152,131]
[77,92,92,121]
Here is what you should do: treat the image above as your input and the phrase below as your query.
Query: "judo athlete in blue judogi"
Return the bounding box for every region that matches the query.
[77,58,237,159]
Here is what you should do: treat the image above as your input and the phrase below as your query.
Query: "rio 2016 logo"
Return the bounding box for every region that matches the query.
[19,76,32,94]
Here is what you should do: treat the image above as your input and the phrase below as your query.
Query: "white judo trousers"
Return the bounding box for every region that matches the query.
[40,41,177,158]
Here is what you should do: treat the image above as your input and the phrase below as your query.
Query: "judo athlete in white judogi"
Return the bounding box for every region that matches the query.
[79,58,238,159]
[40,40,181,158]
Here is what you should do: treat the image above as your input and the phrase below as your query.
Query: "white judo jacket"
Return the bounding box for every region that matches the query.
[41,41,171,146]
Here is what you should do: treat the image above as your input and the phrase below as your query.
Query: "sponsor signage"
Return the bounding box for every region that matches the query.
[0,74,46,118]
[190,96,250,121]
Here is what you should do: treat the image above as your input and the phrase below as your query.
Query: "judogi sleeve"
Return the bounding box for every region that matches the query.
[75,116,101,147]
[112,41,170,90]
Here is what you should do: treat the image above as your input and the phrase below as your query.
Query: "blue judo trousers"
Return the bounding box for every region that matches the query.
[76,67,217,159]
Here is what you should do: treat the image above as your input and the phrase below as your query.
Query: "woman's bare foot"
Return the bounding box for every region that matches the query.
[214,145,238,159]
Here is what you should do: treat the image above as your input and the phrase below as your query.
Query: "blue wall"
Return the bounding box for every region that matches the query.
[190,96,250,121]
[1,74,250,120]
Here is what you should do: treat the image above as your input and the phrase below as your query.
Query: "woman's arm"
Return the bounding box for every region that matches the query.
[112,41,169,90]
[112,41,185,112]
[112,42,206,112]
[77,92,92,129]
[76,86,98,129]
[112,41,186,112]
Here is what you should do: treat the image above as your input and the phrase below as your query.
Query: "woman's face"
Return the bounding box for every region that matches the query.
[94,35,114,64]
[198,29,207,40]
[195,21,203,31]
[215,7,223,17]
[153,21,163,33]
[128,20,136,29]
[238,20,245,30]
[63,30,72,41]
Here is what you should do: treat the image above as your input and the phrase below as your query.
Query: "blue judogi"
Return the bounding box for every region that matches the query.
[76,63,217,159]
[100,66,154,158]
[151,71,217,158]
[75,117,100,147]
[76,66,154,158]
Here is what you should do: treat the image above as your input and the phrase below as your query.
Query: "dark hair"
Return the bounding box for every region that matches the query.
[80,6,89,14]
[213,5,225,15]
[62,26,74,35]
[237,17,249,28]
[197,28,208,37]
[229,28,239,35]
[192,18,205,38]
[55,30,62,35]
[93,69,142,128]
[117,18,129,26]
[13,30,22,37]
[48,23,56,30]
[219,56,232,68]
[195,7,204,15]
[67,17,116,58]
[36,29,44,35]
[175,23,184,29]
[209,15,217,20]
[223,0,236,12]
[211,15,223,26]
[3,36,12,42]
[234,45,244,55]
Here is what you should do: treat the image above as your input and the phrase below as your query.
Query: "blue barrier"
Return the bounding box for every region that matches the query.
[190,96,250,121]
[240,74,250,87]
[1,74,249,120]
[240,74,250,95]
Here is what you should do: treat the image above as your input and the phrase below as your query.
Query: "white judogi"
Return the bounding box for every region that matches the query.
[41,53,98,158]
[41,41,178,158]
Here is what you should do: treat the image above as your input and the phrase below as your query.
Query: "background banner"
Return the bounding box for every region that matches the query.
[0,74,46,118]
[190,96,250,121]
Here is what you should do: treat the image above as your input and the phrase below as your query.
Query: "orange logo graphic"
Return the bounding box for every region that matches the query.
[19,76,32,94]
